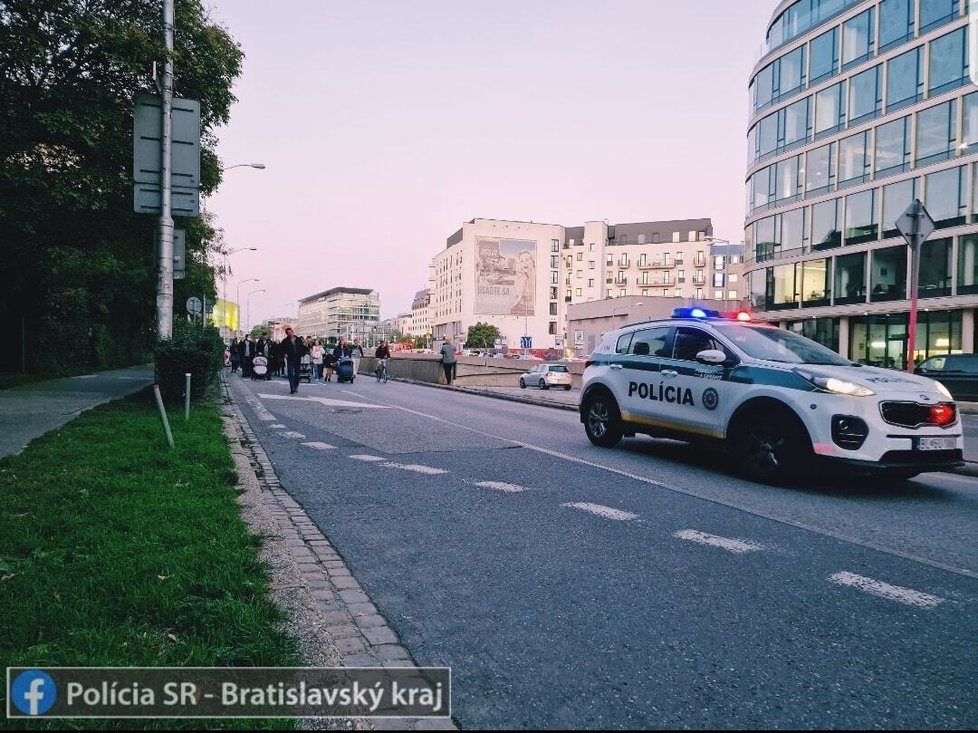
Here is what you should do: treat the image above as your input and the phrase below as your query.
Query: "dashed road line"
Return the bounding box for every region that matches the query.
[382,463,448,475]
[829,571,943,609]
[258,393,390,409]
[562,502,638,522]
[350,455,386,462]
[270,423,286,428]
[301,442,335,450]
[673,529,765,554]
[280,431,306,439]
[473,481,527,493]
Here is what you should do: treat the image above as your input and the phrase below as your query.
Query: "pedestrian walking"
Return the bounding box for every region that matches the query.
[311,340,325,381]
[281,327,308,394]
[440,339,457,385]
[351,339,364,377]
[229,337,241,373]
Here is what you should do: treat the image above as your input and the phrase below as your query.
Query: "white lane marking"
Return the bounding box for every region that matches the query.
[350,455,386,462]
[258,393,390,409]
[829,571,943,609]
[73,374,97,379]
[342,387,978,579]
[280,431,306,439]
[301,442,335,450]
[474,481,526,493]
[119,376,152,380]
[562,502,638,521]
[382,462,447,475]
[258,415,276,421]
[270,424,286,428]
[673,529,765,554]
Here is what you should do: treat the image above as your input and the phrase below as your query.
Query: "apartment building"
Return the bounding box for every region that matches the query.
[428,217,742,350]
[297,287,381,343]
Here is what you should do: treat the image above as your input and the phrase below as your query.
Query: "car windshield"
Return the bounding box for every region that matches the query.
[712,324,853,366]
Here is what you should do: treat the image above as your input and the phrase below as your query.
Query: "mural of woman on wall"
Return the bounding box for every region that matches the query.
[510,250,536,316]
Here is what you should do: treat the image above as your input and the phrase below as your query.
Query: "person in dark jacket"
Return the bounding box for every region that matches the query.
[281,327,308,394]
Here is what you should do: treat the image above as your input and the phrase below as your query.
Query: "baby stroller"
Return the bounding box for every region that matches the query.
[299,354,313,383]
[251,354,270,381]
[336,357,355,383]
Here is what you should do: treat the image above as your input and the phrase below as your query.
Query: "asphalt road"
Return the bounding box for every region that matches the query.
[231,374,978,729]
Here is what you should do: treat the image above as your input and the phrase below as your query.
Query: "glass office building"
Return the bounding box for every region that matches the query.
[745,0,978,368]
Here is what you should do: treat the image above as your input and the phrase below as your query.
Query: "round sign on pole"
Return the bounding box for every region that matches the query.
[186,296,202,315]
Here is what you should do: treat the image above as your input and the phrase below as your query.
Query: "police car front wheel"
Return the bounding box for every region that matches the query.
[734,417,809,483]
[584,393,623,448]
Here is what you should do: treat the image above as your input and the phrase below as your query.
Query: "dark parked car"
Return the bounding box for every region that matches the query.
[915,354,978,401]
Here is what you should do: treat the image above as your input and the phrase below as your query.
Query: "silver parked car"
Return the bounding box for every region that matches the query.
[519,364,573,391]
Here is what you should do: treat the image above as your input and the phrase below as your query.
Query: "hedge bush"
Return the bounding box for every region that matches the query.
[155,320,226,403]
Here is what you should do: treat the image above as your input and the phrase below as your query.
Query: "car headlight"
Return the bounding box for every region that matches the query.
[811,376,875,397]
[933,380,954,400]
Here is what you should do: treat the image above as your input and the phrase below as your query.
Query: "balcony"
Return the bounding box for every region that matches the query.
[639,277,674,287]
[613,278,628,286]
[638,259,674,269]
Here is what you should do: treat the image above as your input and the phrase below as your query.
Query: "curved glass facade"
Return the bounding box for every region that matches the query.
[745,0,978,368]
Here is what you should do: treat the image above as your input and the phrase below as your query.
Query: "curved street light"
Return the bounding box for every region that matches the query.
[220,249,258,337]
[221,162,266,171]
[245,288,266,338]
[236,278,259,336]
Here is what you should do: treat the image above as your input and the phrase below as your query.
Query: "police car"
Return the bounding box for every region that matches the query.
[580,308,963,483]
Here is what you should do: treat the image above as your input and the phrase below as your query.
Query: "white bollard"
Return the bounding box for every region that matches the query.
[184,373,191,420]
[153,384,175,448]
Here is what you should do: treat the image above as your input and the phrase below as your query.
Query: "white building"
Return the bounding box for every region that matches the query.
[428,218,742,351]
[410,288,431,341]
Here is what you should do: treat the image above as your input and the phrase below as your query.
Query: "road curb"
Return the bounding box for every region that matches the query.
[221,374,457,731]
[388,376,580,412]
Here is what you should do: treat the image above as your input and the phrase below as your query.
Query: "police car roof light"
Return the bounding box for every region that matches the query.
[735,311,751,322]
[671,307,720,319]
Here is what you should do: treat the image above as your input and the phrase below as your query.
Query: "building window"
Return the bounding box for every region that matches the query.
[642,289,649,296]
[729,273,739,284]
[575,288,582,297]
[713,273,725,289]
[925,167,966,228]
[920,0,960,34]
[957,235,978,294]
[576,270,583,279]
[929,27,968,96]
[810,26,838,84]
[549,286,558,300]
[714,290,723,299]
[638,234,646,244]
[589,261,595,269]
[848,65,882,126]
[551,271,559,284]
[879,0,914,51]
[714,255,725,270]
[589,243,595,251]
[672,231,680,243]
[839,131,871,187]
[874,115,911,178]
[814,82,846,138]
[916,101,957,167]
[619,289,627,297]
[566,289,572,300]
[577,252,583,261]
[588,278,594,287]
[812,199,841,250]
[652,232,660,243]
[882,178,916,238]
[695,288,704,300]
[770,263,798,308]
[919,237,952,297]
[886,47,923,112]
[776,155,802,201]
[782,206,809,254]
[842,8,875,69]
[835,251,867,304]
[870,246,907,301]
[845,189,878,245]
[606,255,613,266]
[801,258,830,306]
[550,255,559,269]
[549,302,558,316]
[805,143,835,195]
[551,239,560,252]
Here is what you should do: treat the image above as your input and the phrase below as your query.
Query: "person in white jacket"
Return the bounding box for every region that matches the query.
[310,340,325,381]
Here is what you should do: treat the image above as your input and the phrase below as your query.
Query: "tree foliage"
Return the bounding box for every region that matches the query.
[465,322,501,349]
[0,0,243,374]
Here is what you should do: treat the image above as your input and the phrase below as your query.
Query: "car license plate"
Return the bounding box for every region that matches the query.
[917,436,956,451]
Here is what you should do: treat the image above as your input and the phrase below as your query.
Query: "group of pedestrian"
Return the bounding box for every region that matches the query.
[228,332,368,395]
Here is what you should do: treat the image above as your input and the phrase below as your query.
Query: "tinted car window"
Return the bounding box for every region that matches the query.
[630,327,672,357]
[947,355,978,373]
[919,356,947,371]
[615,333,633,354]
[671,327,725,362]
[548,365,569,373]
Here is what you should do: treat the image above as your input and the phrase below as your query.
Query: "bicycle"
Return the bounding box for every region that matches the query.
[375,358,389,383]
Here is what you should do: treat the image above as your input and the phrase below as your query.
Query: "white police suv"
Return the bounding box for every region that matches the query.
[580,308,963,483]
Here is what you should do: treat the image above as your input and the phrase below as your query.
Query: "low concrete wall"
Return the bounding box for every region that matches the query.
[361,355,585,388]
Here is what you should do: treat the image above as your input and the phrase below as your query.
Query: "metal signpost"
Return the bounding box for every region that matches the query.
[895,199,936,373]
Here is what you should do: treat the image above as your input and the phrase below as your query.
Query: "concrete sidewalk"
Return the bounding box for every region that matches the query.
[0,365,154,458]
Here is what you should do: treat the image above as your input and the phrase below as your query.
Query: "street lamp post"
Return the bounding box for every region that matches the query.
[221,248,257,339]
[221,163,266,172]
[236,278,259,337]
[245,289,265,339]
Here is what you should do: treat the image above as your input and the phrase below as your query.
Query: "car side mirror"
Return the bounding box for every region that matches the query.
[696,349,736,366]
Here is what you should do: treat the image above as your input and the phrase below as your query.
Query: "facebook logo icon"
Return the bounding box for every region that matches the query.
[11,669,57,716]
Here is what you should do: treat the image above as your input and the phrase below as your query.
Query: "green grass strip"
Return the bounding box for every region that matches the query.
[0,390,299,729]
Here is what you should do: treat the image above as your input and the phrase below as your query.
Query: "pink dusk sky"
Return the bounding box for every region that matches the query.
[204,0,778,328]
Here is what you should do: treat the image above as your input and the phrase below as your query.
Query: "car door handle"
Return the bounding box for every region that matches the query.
[661,369,679,377]
[610,364,624,370]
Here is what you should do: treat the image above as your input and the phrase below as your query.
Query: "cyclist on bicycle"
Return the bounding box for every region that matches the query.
[375,340,391,382]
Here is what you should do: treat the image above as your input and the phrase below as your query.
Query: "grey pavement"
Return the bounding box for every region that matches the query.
[0,364,154,458]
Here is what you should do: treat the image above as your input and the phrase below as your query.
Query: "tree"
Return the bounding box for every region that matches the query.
[465,322,501,349]
[0,0,243,374]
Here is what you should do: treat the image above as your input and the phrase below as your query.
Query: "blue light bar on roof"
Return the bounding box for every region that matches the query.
[672,307,721,319]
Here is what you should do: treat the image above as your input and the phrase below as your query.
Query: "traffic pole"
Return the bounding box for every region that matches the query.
[155,0,175,340]
[906,200,921,374]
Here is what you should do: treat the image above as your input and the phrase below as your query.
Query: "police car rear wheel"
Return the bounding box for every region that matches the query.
[584,394,623,448]
[736,418,805,483]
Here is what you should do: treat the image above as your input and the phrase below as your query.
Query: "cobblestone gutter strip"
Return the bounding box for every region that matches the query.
[220,376,456,732]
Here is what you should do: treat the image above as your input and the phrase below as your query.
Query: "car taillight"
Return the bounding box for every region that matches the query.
[930,403,956,426]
